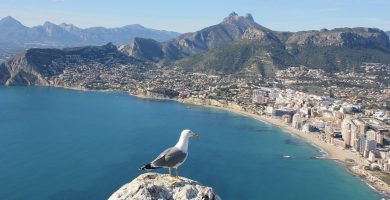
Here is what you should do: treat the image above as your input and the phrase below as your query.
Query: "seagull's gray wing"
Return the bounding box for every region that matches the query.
[151,147,187,168]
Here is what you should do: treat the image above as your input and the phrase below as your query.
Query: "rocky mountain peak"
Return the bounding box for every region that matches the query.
[221,12,268,32]
[223,12,252,24]
[102,42,117,50]
[43,21,56,27]
[0,16,25,28]
[228,11,238,17]
[123,24,145,29]
[59,23,80,32]
[245,13,254,21]
[41,21,64,36]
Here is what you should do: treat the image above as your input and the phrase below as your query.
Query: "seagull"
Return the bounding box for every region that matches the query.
[140,129,200,178]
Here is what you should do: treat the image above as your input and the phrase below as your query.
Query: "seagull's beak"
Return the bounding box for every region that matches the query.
[191,133,200,138]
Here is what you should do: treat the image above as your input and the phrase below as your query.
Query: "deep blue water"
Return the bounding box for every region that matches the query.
[0,87,383,200]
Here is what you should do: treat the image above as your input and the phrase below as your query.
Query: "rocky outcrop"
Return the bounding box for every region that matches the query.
[285,27,389,49]
[120,37,164,62]
[108,173,221,200]
[241,27,280,44]
[0,52,49,86]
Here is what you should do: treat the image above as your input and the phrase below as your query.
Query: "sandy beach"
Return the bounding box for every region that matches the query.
[135,94,368,165]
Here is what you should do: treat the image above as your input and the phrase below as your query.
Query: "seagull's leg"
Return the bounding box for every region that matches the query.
[169,168,173,176]
[175,168,179,178]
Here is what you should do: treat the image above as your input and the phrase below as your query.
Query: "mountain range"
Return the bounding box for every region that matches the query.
[123,12,390,77]
[0,16,180,61]
[1,12,390,85]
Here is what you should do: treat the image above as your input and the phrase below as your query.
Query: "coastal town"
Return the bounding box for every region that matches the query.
[44,60,390,193]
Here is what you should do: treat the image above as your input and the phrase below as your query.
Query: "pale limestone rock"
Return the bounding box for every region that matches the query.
[108,173,221,200]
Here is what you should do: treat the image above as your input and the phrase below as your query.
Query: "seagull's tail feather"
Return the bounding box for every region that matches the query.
[139,163,161,171]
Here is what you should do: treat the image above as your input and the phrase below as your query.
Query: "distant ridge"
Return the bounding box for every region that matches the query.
[0,16,180,61]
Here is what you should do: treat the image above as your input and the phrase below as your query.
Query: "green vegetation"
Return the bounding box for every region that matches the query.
[174,40,294,77]
[173,39,390,77]
[150,88,179,98]
[293,46,390,72]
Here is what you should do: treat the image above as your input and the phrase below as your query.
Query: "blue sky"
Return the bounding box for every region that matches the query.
[1,0,389,32]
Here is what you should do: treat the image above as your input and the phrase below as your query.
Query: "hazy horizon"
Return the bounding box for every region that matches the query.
[0,0,389,33]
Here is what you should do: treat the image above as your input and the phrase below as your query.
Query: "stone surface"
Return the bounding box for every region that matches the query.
[108,173,221,200]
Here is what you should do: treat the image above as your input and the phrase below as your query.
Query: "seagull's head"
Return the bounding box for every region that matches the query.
[181,129,200,139]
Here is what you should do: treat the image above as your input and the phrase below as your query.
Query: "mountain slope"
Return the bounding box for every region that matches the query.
[175,28,390,77]
[174,38,292,77]
[0,43,141,85]
[122,12,278,61]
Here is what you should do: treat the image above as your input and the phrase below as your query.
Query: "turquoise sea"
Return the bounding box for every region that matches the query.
[0,87,384,200]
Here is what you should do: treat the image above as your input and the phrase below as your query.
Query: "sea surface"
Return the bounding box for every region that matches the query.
[0,87,383,200]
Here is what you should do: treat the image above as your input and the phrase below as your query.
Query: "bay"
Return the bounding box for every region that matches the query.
[0,87,382,199]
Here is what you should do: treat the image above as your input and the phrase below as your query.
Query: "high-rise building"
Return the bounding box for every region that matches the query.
[341,119,352,147]
[359,134,366,154]
[376,132,384,146]
[365,130,377,153]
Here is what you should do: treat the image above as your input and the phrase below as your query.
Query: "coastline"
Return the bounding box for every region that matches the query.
[41,86,390,196]
[134,94,390,196]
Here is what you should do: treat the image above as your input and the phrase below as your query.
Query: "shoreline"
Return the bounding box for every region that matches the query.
[37,86,390,196]
[133,94,390,196]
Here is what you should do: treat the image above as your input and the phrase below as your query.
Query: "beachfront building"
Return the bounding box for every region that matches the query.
[272,108,295,118]
[363,130,377,157]
[342,119,352,147]
[292,113,304,129]
[359,134,367,155]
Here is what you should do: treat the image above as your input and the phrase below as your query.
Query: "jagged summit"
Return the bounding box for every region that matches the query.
[222,12,256,24]
[59,23,81,32]
[245,13,254,21]
[223,12,239,21]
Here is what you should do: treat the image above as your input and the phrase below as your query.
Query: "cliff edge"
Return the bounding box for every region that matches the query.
[108,173,221,200]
